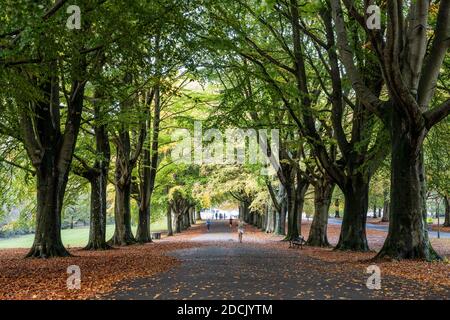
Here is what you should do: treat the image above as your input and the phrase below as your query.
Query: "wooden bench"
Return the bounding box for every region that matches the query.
[151,232,161,240]
[289,236,306,249]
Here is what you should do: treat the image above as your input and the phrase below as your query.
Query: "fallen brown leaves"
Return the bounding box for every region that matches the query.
[1,220,449,300]
[240,221,450,292]
[430,225,450,233]
[0,241,196,300]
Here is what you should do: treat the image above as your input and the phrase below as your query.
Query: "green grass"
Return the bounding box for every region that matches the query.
[0,218,168,249]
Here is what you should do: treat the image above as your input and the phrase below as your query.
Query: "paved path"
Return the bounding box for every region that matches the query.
[104,221,450,300]
[328,218,450,239]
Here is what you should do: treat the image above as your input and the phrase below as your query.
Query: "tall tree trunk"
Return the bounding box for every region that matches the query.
[377,120,439,260]
[136,84,160,243]
[185,210,191,229]
[277,195,287,235]
[259,212,264,229]
[284,184,298,240]
[382,201,390,222]
[307,181,335,247]
[274,209,280,234]
[265,205,274,233]
[167,205,173,236]
[109,73,143,246]
[136,146,152,243]
[27,165,71,258]
[382,189,390,222]
[26,68,86,258]
[268,205,275,233]
[296,177,309,235]
[109,181,136,245]
[335,175,370,251]
[85,101,111,250]
[444,197,450,227]
[85,173,110,250]
[190,208,196,225]
[176,215,182,233]
[272,205,277,233]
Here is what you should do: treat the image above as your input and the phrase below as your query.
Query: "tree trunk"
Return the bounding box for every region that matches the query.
[272,205,277,233]
[335,175,370,251]
[296,178,309,235]
[167,206,173,236]
[26,166,71,258]
[382,188,390,222]
[253,211,258,226]
[136,201,151,243]
[277,196,287,235]
[136,147,152,243]
[192,209,195,225]
[274,209,280,234]
[184,210,191,229]
[176,215,182,233]
[373,204,377,218]
[284,184,298,240]
[307,181,334,247]
[382,201,390,222]
[85,173,110,250]
[259,212,264,229]
[25,68,86,258]
[444,197,450,227]
[265,205,274,233]
[136,85,160,243]
[109,182,136,245]
[377,120,439,260]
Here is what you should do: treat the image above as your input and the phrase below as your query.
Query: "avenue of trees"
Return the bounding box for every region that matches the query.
[0,0,449,261]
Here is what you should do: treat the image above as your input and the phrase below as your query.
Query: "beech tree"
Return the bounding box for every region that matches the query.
[0,1,110,257]
[204,0,389,250]
[331,0,450,260]
[73,86,111,250]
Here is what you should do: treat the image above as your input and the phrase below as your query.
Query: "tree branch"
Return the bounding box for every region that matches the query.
[423,99,450,130]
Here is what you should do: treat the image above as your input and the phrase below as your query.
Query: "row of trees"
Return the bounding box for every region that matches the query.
[0,0,209,257]
[0,0,449,261]
[198,0,450,260]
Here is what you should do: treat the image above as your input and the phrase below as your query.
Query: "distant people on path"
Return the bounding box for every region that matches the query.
[215,213,218,219]
[206,219,211,232]
[229,217,233,228]
[237,220,245,243]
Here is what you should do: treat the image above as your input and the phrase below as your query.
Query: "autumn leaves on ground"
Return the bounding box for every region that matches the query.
[1,220,449,300]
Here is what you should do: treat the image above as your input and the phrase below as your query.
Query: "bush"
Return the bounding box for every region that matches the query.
[0,222,33,238]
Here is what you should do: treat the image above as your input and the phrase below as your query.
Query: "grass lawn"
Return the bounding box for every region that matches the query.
[0,218,168,249]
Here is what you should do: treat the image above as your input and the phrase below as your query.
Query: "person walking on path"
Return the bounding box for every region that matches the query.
[229,217,233,229]
[237,220,245,243]
[206,219,211,232]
